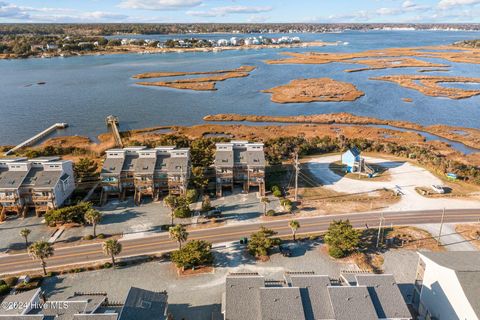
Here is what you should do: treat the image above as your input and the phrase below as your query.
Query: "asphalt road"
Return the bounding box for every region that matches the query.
[0,208,478,275]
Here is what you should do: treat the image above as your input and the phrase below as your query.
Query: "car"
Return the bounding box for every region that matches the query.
[205,208,222,218]
[279,245,292,257]
[431,185,445,194]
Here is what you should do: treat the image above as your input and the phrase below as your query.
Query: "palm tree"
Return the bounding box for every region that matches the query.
[169,224,189,249]
[260,197,270,216]
[84,209,102,237]
[289,220,300,241]
[28,241,54,275]
[20,228,31,249]
[163,195,177,225]
[102,239,122,268]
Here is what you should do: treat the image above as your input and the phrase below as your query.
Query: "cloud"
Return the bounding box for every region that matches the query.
[187,5,273,17]
[438,0,480,9]
[0,1,130,22]
[0,1,30,19]
[118,0,202,10]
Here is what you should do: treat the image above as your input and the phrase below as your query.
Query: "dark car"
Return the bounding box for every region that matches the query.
[279,245,292,257]
[205,209,222,218]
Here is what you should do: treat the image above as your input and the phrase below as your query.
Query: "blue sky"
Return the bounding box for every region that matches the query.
[1,0,479,23]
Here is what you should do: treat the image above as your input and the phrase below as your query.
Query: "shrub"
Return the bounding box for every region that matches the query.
[266,210,276,217]
[0,280,5,286]
[271,185,280,193]
[185,189,198,204]
[44,202,92,226]
[272,190,283,198]
[103,262,112,269]
[3,277,18,287]
[324,220,360,257]
[328,246,346,259]
[247,227,281,257]
[171,240,213,270]
[97,234,105,239]
[84,235,94,240]
[0,284,10,295]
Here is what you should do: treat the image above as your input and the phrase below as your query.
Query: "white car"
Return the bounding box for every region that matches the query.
[431,185,445,194]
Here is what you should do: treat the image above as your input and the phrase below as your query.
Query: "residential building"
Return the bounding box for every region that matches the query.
[414,251,480,320]
[100,146,190,204]
[222,272,411,320]
[46,43,58,50]
[0,287,168,320]
[214,141,266,197]
[0,157,75,219]
[341,147,375,175]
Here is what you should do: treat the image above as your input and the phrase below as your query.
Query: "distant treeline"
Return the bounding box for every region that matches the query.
[1,23,480,36]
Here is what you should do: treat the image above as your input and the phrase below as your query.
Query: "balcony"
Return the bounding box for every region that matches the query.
[32,196,53,201]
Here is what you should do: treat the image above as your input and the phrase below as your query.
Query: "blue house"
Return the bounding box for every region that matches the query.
[341,147,361,172]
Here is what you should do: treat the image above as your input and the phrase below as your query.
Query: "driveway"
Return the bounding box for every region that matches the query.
[307,155,480,212]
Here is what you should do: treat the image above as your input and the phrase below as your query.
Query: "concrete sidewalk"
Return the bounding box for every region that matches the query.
[418,223,477,251]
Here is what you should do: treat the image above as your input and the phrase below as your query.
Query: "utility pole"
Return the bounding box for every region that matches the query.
[294,153,299,202]
[376,212,385,248]
[437,208,446,246]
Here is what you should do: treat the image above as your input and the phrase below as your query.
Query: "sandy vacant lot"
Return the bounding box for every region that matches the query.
[307,155,480,211]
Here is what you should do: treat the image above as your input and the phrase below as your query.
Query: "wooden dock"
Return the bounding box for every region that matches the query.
[4,123,68,156]
[106,115,123,148]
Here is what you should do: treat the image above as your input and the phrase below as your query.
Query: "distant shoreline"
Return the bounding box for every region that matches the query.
[0,41,339,60]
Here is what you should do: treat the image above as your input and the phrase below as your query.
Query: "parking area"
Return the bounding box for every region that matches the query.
[0,190,281,252]
[307,155,480,211]
[40,241,419,320]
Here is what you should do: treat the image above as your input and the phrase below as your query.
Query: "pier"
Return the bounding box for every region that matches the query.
[106,115,123,148]
[4,123,68,156]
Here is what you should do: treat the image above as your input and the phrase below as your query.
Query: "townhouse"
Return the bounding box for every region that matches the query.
[0,157,75,220]
[214,141,266,197]
[100,147,190,204]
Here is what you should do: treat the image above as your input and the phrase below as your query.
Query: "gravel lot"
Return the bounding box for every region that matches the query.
[307,155,480,211]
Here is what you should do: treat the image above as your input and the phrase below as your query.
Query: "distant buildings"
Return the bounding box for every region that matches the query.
[0,157,75,220]
[414,251,480,320]
[100,147,191,204]
[0,287,168,320]
[214,141,266,197]
[222,272,412,320]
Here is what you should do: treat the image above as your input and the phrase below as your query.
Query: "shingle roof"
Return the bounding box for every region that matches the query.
[0,170,29,189]
[355,275,411,319]
[101,158,125,176]
[121,155,138,172]
[420,252,480,271]
[215,150,234,167]
[21,168,63,190]
[0,289,40,315]
[327,286,378,320]
[134,158,156,175]
[456,271,480,318]
[258,287,305,320]
[224,275,264,320]
[246,151,265,166]
[288,275,335,320]
[72,314,118,320]
[119,287,168,320]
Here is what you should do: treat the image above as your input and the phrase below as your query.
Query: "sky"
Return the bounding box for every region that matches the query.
[0,0,480,23]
